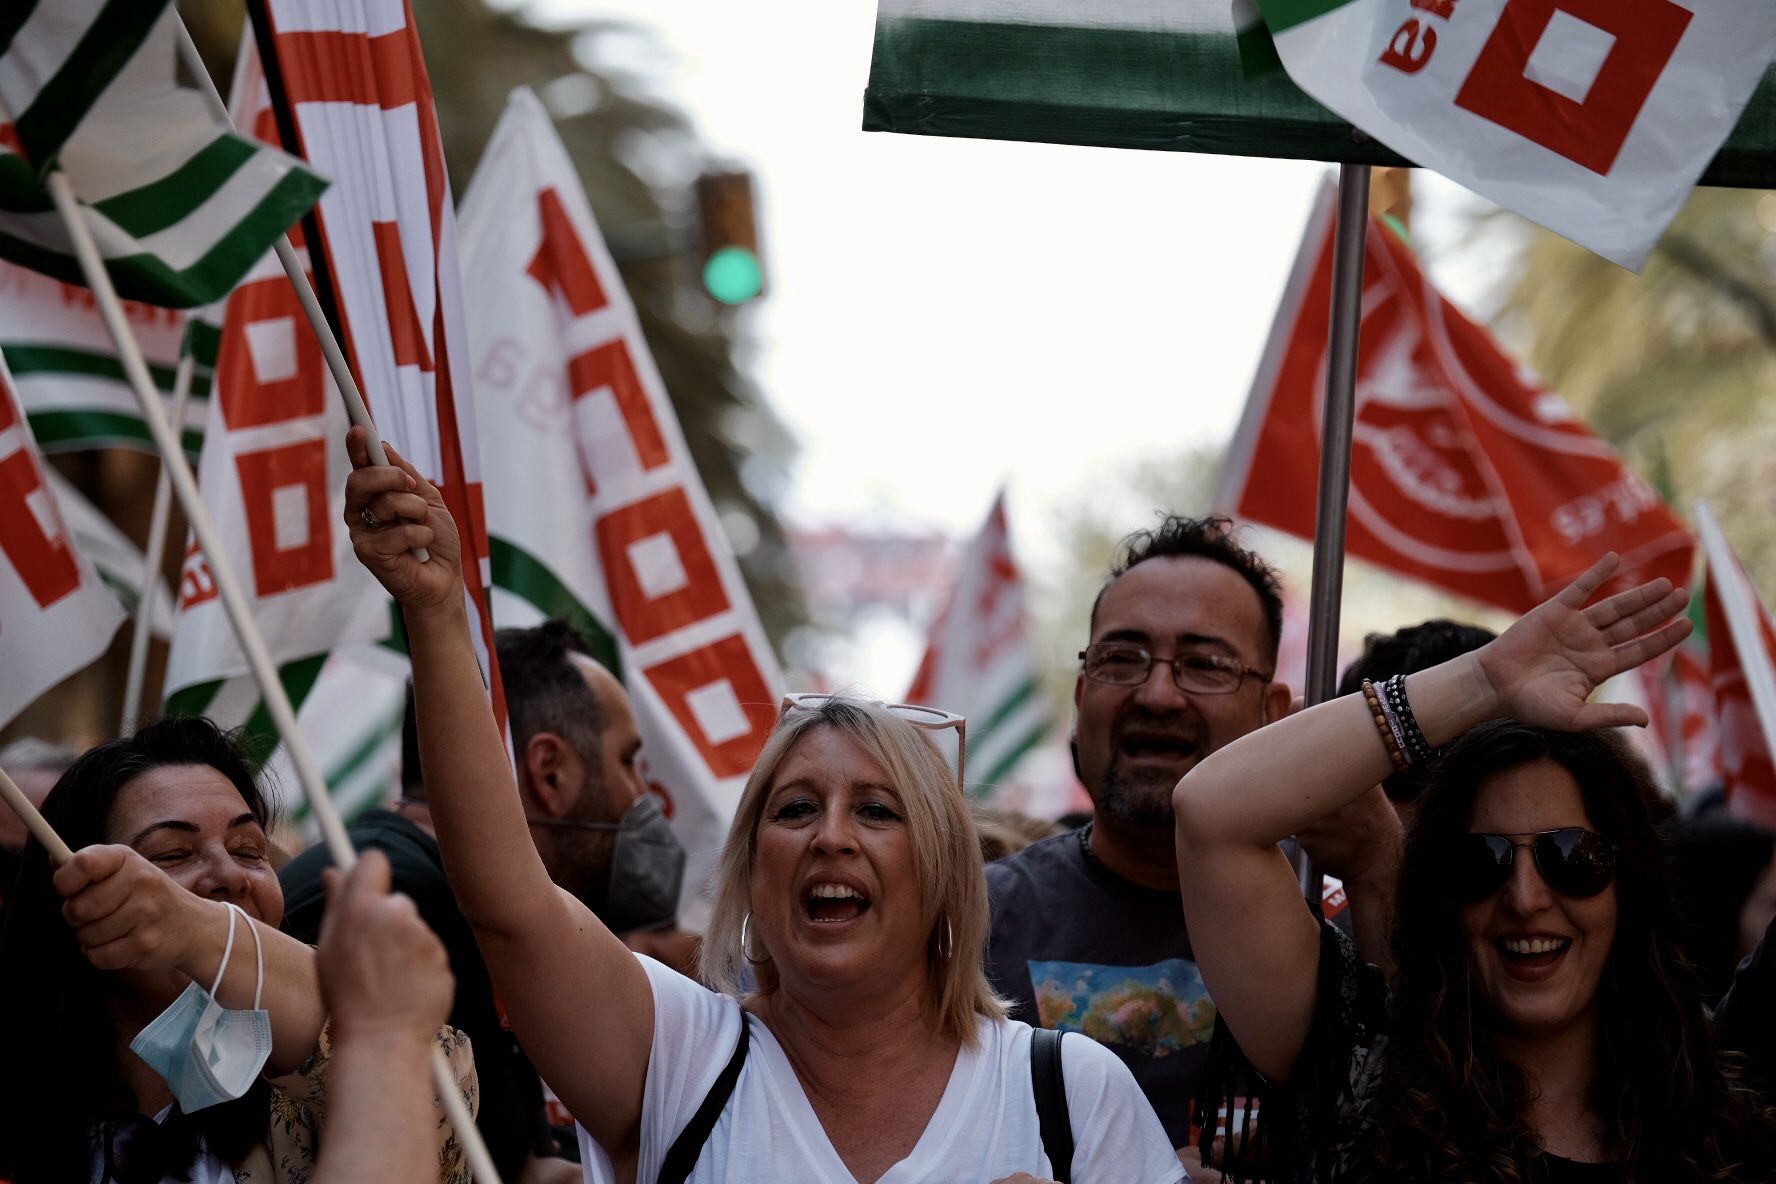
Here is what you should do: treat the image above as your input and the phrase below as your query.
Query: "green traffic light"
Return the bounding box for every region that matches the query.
[703,246,762,304]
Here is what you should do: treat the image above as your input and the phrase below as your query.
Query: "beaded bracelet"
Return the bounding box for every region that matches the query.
[1384,673,1434,764]
[1376,691,1410,763]
[1361,679,1409,772]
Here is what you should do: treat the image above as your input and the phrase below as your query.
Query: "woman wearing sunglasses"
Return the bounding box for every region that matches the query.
[342,430,1184,1184]
[1172,555,1776,1182]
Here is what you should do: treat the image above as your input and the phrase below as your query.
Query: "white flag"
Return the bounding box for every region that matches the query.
[164,37,388,723]
[0,260,209,458]
[460,88,784,927]
[0,347,124,728]
[1256,0,1776,268]
[906,491,1052,798]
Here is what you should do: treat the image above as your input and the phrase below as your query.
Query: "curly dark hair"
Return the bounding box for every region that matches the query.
[0,717,278,1182]
[1092,515,1285,666]
[1350,721,1776,1182]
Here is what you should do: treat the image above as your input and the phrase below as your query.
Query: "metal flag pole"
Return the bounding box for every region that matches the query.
[120,351,196,735]
[172,18,426,561]
[1294,161,1372,899]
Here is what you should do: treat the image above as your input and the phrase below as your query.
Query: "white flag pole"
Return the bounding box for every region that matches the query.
[1695,501,1776,774]
[45,165,500,1184]
[0,764,72,865]
[120,351,195,735]
[173,18,427,562]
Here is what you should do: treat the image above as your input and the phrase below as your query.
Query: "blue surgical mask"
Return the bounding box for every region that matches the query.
[129,902,273,1113]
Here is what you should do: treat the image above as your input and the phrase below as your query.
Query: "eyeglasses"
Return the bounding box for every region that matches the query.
[1078,643,1273,696]
[1445,828,1617,903]
[778,693,968,791]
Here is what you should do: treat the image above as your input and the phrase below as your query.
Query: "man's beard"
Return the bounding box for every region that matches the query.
[1095,762,1179,833]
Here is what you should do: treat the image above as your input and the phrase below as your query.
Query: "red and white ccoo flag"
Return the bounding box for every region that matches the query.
[247,0,505,727]
[906,490,1052,799]
[459,89,783,926]
[1220,180,1694,616]
[165,38,389,721]
[1696,501,1776,829]
[0,347,125,728]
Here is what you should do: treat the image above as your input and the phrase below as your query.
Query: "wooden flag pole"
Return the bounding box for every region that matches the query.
[0,764,72,866]
[120,351,196,735]
[1294,161,1373,901]
[173,19,426,561]
[45,167,499,1184]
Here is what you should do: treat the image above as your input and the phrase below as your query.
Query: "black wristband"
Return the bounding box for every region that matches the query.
[1385,673,1434,764]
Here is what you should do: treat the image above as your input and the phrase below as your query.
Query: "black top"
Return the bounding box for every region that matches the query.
[985,828,1218,1146]
[280,809,558,1177]
[1274,920,1630,1183]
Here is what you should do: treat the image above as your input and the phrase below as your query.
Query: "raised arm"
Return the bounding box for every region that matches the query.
[343,428,652,1152]
[1173,556,1690,1083]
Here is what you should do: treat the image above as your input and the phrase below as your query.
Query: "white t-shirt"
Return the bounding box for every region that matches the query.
[578,955,1186,1184]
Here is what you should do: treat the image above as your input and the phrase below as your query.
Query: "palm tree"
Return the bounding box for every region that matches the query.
[1489,187,1776,591]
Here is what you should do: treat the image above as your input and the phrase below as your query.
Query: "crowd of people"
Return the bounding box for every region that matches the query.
[0,425,1772,1182]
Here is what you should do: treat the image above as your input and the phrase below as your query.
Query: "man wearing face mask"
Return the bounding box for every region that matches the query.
[280,618,687,1179]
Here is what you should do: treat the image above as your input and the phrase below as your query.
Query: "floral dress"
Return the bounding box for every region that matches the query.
[232,1023,478,1184]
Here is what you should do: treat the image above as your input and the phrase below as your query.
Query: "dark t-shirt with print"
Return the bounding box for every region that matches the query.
[986,827,1217,1146]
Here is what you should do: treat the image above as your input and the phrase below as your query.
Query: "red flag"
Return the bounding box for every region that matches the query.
[247,0,505,727]
[1220,181,1693,614]
[1697,503,1776,829]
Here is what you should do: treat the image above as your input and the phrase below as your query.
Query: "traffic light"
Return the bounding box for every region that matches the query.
[695,171,764,305]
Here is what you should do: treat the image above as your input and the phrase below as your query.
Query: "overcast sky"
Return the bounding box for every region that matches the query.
[531,0,1504,689]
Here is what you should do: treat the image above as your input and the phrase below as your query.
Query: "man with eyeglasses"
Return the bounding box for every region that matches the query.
[984,516,1390,1165]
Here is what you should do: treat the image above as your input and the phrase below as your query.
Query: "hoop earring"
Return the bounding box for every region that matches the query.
[740,912,766,966]
[936,916,954,961]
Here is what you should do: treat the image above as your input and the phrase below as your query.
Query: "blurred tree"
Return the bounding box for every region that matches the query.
[180,0,805,646]
[1490,188,1776,593]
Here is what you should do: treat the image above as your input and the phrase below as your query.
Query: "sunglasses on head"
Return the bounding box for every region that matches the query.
[1446,827,1617,903]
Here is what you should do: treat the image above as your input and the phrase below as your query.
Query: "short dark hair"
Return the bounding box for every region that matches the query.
[0,718,275,1180]
[1337,619,1497,803]
[399,619,609,801]
[1091,515,1285,665]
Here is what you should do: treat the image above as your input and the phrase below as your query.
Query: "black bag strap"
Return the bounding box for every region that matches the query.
[1030,1026,1074,1184]
[658,1009,751,1184]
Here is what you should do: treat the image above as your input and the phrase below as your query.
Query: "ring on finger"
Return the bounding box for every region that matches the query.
[361,506,383,530]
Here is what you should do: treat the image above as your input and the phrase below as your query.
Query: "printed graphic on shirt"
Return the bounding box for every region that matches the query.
[1029,957,1217,1057]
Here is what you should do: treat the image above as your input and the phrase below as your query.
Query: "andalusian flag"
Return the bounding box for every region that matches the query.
[0,260,212,457]
[0,6,326,308]
[906,491,1052,798]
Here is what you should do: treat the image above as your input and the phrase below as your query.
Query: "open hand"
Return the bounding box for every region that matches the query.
[343,426,462,618]
[316,851,453,1044]
[54,844,218,973]
[1476,553,1690,732]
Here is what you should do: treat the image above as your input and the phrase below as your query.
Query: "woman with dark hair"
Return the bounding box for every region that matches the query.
[1173,556,1776,1182]
[0,716,475,1183]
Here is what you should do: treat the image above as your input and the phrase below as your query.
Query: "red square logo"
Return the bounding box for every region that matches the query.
[1454,0,1692,175]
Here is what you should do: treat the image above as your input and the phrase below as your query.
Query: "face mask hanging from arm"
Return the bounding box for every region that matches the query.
[130,901,274,1113]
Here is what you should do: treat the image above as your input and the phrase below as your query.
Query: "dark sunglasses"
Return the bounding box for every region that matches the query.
[1446,827,1617,903]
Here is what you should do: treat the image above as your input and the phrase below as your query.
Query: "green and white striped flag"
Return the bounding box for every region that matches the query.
[0,259,210,457]
[0,6,325,308]
[865,0,1776,187]
[906,491,1053,798]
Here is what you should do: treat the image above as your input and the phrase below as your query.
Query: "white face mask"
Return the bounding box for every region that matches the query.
[129,902,273,1113]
